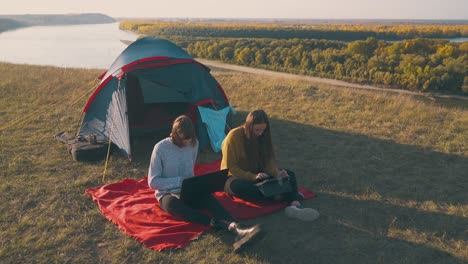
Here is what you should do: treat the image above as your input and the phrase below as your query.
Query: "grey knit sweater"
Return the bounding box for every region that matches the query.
[147,138,198,201]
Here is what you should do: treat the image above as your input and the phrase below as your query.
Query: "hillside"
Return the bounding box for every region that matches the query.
[0,13,115,32]
[0,18,26,32]
[0,62,466,263]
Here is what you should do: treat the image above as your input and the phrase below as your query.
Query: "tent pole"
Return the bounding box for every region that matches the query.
[74,111,84,136]
[102,138,113,182]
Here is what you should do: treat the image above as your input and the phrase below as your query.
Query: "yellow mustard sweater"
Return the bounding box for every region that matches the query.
[221,126,278,181]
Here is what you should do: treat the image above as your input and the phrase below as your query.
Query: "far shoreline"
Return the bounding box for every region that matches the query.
[0,13,115,33]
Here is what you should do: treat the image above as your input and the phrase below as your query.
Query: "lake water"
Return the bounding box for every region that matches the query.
[0,23,139,69]
[449,37,468,43]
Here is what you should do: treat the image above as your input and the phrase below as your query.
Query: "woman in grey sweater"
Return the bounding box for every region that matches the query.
[148,115,263,253]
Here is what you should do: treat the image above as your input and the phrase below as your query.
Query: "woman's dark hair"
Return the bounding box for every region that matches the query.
[243,109,275,172]
[170,115,197,147]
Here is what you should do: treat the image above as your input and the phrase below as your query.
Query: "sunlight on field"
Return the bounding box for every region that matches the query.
[387,228,468,259]
[320,190,467,217]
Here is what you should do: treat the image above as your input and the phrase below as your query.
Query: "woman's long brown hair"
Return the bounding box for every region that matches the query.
[243,109,275,172]
[170,115,197,147]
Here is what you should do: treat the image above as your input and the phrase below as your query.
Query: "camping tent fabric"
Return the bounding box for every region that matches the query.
[101,38,194,82]
[198,106,236,152]
[78,37,230,159]
[85,160,316,251]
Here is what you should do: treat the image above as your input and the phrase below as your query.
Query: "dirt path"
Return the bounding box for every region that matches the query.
[197,58,468,101]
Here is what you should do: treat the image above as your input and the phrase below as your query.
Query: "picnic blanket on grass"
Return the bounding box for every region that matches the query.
[85,160,316,251]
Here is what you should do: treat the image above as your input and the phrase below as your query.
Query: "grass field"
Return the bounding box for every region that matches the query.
[0,62,467,263]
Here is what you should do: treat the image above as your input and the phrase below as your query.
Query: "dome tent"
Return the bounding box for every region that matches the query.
[78,37,231,160]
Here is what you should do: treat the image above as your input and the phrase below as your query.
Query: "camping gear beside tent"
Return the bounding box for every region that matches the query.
[78,37,232,161]
[54,131,110,162]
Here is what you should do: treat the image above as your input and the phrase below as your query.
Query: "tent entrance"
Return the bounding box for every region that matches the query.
[126,100,192,162]
[125,72,197,136]
[130,102,192,129]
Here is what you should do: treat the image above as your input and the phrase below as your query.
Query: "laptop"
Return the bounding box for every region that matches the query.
[180,169,229,201]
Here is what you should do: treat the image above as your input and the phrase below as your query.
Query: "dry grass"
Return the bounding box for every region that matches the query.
[0,63,467,263]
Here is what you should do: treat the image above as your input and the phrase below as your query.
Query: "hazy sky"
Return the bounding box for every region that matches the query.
[1,0,467,20]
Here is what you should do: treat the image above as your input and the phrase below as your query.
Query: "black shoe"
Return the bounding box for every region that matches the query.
[230,224,263,253]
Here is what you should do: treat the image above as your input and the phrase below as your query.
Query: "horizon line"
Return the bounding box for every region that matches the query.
[0,13,467,21]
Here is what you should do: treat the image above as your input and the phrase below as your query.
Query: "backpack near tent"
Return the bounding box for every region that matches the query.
[76,37,232,161]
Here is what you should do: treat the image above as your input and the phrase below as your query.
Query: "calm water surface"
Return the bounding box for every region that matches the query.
[449,37,468,43]
[0,23,465,69]
[0,23,139,69]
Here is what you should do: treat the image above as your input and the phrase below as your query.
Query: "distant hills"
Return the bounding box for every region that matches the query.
[0,13,115,32]
[0,18,25,32]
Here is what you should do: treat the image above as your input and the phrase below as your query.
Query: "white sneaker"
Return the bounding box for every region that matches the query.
[285,205,320,221]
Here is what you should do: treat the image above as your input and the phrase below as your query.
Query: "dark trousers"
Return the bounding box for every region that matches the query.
[224,169,300,205]
[159,193,235,226]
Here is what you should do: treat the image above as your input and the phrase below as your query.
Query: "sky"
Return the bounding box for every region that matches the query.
[1,0,467,20]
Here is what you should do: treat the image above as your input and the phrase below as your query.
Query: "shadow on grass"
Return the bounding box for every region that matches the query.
[249,115,466,263]
[268,116,467,205]
[243,192,466,264]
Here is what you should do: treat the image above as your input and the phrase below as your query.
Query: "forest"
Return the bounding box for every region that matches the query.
[120,21,467,41]
[120,21,468,94]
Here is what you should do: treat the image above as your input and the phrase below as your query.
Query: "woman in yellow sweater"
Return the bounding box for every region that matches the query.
[221,109,319,221]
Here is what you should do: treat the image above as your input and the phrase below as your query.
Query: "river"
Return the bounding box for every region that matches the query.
[0,22,139,69]
[0,23,466,69]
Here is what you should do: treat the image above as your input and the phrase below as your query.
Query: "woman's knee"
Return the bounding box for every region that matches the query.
[225,177,250,192]
[226,177,265,201]
[224,176,241,195]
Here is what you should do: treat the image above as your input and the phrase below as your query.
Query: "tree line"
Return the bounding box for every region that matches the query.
[0,18,26,33]
[120,21,467,41]
[120,21,468,94]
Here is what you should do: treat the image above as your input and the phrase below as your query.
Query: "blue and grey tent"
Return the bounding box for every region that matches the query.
[78,37,232,160]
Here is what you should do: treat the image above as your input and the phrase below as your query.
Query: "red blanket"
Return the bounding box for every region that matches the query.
[85,160,316,251]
